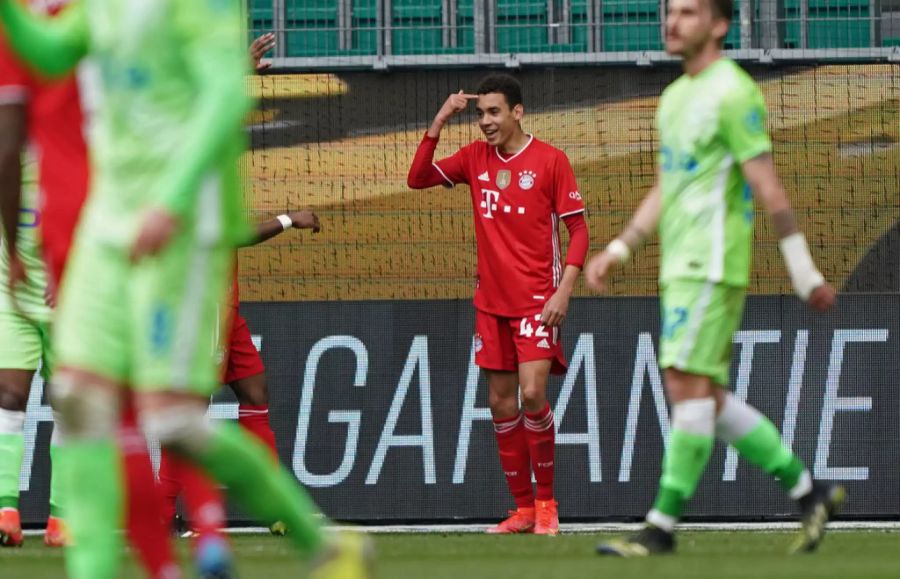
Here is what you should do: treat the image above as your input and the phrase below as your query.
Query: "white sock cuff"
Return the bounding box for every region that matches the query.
[0,408,26,434]
[523,409,554,432]
[789,470,813,500]
[715,393,764,444]
[493,414,522,434]
[646,509,677,532]
[671,398,716,437]
[142,405,214,456]
[51,375,119,440]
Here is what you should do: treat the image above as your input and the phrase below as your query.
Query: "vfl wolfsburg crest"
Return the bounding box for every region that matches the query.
[496,170,512,190]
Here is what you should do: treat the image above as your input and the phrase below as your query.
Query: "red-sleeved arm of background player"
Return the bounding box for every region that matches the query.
[407,133,447,189]
[563,212,589,269]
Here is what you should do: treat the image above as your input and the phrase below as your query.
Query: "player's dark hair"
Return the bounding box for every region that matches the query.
[710,0,734,22]
[476,74,524,109]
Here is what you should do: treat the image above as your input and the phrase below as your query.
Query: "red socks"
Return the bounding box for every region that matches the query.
[179,461,226,539]
[156,450,183,527]
[493,413,534,509]
[119,401,181,579]
[238,405,278,460]
[524,403,556,501]
[157,405,275,540]
[157,449,225,539]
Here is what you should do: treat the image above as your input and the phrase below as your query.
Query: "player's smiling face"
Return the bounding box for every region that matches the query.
[665,0,729,57]
[476,92,524,149]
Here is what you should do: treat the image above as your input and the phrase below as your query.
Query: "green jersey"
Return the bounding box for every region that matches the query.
[0,0,254,249]
[656,58,772,287]
[0,154,50,321]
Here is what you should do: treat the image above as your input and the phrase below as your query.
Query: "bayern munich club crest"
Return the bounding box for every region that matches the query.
[518,170,536,190]
[474,334,484,352]
[496,170,511,190]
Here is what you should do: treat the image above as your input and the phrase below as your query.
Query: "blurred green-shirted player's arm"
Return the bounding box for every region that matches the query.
[159,0,254,222]
[1,0,254,244]
[0,0,88,78]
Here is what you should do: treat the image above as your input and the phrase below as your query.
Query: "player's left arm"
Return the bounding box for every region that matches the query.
[0,0,88,78]
[724,82,835,311]
[240,209,321,248]
[132,0,254,261]
[542,151,590,328]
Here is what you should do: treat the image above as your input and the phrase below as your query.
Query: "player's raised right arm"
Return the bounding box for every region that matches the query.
[0,0,88,78]
[585,177,662,293]
[408,91,477,189]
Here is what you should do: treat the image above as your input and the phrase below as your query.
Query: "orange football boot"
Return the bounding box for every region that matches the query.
[486,507,535,534]
[533,499,559,536]
[0,508,24,547]
[44,515,68,547]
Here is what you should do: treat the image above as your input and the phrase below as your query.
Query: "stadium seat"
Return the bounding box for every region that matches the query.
[282,0,380,57]
[496,0,550,53]
[392,0,444,55]
[601,0,663,51]
[570,0,590,51]
[284,0,339,57]
[723,3,743,49]
[807,6,871,48]
[249,0,273,36]
[603,16,663,51]
[455,0,476,52]
[351,0,379,55]
[784,0,872,49]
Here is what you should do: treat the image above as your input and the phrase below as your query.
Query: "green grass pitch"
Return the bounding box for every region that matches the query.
[2,531,899,578]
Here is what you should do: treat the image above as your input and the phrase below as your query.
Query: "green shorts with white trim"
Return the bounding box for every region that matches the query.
[658,279,746,387]
[55,230,231,393]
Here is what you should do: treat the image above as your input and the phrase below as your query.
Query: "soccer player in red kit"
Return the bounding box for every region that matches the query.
[0,6,179,577]
[158,209,321,541]
[407,74,589,535]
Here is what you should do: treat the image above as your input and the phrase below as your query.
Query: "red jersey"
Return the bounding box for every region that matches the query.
[434,136,585,317]
[0,13,89,284]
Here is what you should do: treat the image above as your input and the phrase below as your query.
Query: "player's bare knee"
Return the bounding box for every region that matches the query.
[50,372,119,440]
[519,386,547,413]
[142,404,213,457]
[664,368,715,403]
[488,389,518,418]
[0,386,28,412]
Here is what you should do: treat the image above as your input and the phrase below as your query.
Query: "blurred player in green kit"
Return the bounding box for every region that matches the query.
[586,0,844,558]
[0,154,67,547]
[0,1,370,577]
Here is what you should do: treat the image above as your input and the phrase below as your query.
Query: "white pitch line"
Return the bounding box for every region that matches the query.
[23,521,900,538]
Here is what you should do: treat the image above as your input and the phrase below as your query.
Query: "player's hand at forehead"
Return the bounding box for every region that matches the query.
[436,90,479,121]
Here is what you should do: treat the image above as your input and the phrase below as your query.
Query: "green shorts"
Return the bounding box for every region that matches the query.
[0,309,52,380]
[658,280,746,386]
[55,231,232,394]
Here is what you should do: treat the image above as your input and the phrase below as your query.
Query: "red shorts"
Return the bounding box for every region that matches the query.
[222,310,265,384]
[474,309,567,375]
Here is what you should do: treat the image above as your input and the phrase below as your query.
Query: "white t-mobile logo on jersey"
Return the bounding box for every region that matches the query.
[480,189,500,219]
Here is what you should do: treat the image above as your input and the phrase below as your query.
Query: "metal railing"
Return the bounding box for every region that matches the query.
[247,1,900,69]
